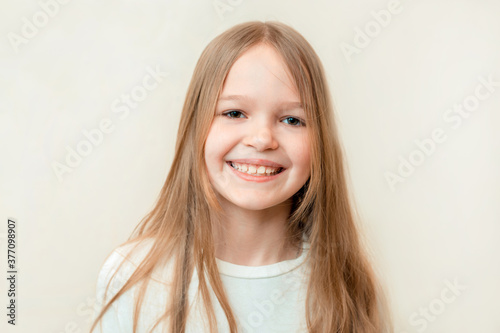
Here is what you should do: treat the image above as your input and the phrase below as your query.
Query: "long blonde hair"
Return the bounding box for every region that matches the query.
[90,20,392,333]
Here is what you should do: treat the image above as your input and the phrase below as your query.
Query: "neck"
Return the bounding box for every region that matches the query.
[212,199,300,266]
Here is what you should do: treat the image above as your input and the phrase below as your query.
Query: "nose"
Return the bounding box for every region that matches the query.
[242,120,279,151]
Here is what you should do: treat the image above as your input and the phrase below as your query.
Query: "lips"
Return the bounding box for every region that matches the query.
[225,159,286,178]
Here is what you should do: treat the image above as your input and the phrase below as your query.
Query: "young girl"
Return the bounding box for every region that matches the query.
[90,20,392,333]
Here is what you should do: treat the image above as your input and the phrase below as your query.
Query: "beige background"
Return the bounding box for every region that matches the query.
[1,0,499,332]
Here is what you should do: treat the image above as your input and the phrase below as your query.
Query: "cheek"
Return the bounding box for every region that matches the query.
[292,135,311,172]
[204,124,237,162]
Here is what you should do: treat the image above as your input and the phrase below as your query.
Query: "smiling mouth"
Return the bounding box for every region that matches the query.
[227,161,285,176]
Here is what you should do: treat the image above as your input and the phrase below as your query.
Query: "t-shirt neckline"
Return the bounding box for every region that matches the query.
[215,236,310,279]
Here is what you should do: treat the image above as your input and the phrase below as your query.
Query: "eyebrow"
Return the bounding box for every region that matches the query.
[217,94,303,109]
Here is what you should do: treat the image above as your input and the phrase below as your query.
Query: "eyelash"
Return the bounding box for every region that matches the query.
[221,110,306,127]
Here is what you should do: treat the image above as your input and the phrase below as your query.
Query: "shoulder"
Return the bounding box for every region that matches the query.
[96,237,176,296]
[96,238,161,296]
[113,237,157,265]
[92,240,154,333]
[92,238,175,331]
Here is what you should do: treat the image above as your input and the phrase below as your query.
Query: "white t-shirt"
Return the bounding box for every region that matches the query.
[92,236,311,333]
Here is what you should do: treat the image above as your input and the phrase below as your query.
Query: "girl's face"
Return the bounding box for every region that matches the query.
[204,43,311,212]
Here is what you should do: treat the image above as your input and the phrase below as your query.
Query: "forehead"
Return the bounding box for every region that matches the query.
[218,43,300,104]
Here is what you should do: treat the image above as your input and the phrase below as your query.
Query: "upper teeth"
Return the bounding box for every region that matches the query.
[231,162,281,175]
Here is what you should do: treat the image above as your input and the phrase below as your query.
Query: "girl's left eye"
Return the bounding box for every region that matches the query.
[282,117,305,126]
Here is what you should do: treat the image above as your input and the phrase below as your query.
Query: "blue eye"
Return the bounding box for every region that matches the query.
[283,117,305,126]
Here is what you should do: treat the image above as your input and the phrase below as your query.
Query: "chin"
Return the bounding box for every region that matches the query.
[232,197,291,211]
[234,202,274,211]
